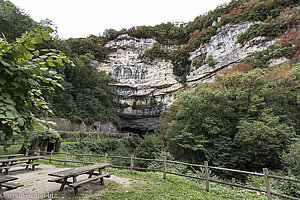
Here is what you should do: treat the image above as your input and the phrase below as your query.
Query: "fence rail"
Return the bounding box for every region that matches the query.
[27,149,300,200]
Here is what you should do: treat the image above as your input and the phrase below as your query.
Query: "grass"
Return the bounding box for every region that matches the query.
[88,168,270,200]
[0,144,276,199]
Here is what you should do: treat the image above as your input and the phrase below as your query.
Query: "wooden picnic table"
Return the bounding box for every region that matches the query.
[0,175,23,197]
[48,163,113,195]
[0,154,24,159]
[0,156,44,174]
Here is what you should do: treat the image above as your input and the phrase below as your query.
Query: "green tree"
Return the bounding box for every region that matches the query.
[235,115,295,171]
[134,134,164,167]
[0,27,72,147]
[46,53,120,127]
[0,0,37,42]
[161,64,299,172]
[282,139,300,178]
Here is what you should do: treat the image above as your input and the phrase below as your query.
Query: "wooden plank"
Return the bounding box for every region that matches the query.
[167,160,204,167]
[209,178,266,193]
[0,176,17,183]
[205,161,210,192]
[48,177,65,183]
[268,174,300,183]
[167,171,206,181]
[69,172,113,188]
[163,156,167,180]
[1,182,23,189]
[271,191,300,200]
[0,156,44,163]
[264,168,272,200]
[48,163,111,177]
[130,155,134,175]
[209,166,264,177]
[64,151,68,165]
[134,157,161,162]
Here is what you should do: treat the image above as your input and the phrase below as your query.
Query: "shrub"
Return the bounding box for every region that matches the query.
[281,139,300,178]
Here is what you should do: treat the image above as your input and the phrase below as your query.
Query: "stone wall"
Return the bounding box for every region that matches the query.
[44,118,118,133]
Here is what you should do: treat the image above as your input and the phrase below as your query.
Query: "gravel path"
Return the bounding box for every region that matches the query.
[1,164,131,200]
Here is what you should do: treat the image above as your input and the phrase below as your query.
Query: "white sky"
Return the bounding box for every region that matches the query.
[9,0,231,39]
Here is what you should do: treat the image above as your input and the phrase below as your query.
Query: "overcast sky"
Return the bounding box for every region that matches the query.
[9,0,231,39]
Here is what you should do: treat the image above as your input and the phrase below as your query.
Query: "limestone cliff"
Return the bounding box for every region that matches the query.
[98,22,290,133]
[98,34,181,133]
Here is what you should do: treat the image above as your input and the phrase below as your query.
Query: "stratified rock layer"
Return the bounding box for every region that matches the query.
[98,22,287,133]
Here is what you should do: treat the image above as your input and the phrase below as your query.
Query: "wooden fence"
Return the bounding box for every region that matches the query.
[28,149,300,200]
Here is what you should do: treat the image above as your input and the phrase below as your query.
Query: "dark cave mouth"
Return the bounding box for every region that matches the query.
[120,127,153,135]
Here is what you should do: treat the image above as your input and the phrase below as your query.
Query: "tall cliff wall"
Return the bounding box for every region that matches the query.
[98,34,181,133]
[98,22,289,133]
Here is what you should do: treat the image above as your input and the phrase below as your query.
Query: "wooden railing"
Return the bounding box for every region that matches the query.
[27,149,300,200]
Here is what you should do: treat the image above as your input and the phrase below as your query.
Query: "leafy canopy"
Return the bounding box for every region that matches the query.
[0,27,73,146]
[160,63,299,172]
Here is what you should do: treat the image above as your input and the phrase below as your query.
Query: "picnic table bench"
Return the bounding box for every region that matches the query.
[0,175,23,198]
[0,156,44,174]
[48,163,113,195]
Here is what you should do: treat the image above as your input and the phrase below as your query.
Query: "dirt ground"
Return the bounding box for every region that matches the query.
[1,164,131,200]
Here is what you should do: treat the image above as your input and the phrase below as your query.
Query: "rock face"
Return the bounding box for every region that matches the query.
[98,22,286,133]
[187,22,278,86]
[44,118,118,133]
[98,34,181,133]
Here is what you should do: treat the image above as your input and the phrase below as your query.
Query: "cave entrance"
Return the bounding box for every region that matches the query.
[120,127,149,135]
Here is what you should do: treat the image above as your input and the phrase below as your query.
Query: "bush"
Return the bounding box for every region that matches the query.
[134,134,164,168]
[281,139,300,178]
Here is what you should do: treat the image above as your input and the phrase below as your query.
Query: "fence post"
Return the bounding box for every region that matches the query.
[163,156,167,180]
[263,168,272,200]
[37,150,40,157]
[25,149,29,157]
[83,152,86,166]
[64,151,68,165]
[104,153,108,163]
[205,161,210,192]
[50,150,53,164]
[130,155,134,174]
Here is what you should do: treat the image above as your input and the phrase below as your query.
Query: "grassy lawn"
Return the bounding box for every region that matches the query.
[88,168,269,200]
[0,145,275,200]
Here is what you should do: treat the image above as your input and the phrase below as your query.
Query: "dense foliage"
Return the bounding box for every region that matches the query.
[0,0,37,43]
[159,63,299,173]
[0,27,72,146]
[65,35,109,62]
[45,53,120,127]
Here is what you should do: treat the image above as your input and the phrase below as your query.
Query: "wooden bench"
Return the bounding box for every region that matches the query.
[0,156,43,174]
[69,172,113,195]
[1,182,23,190]
[0,175,23,197]
[48,163,112,195]
[0,163,40,174]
